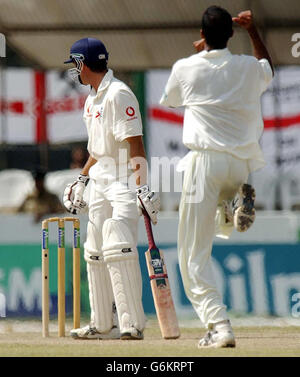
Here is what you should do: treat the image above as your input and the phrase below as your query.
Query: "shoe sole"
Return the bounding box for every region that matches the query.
[198,339,236,349]
[71,334,121,340]
[120,333,144,340]
[71,328,120,340]
[71,333,97,340]
[234,184,255,232]
[71,333,109,340]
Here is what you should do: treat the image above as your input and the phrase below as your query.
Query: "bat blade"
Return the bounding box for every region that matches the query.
[145,246,180,339]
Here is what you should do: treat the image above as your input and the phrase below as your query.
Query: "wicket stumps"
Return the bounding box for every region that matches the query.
[42,217,80,337]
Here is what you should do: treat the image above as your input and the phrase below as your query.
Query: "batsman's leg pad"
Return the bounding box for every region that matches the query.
[84,247,117,333]
[102,219,146,334]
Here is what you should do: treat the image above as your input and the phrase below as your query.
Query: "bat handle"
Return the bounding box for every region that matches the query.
[142,210,157,250]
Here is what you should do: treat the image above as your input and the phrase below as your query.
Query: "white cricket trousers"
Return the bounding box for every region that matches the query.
[84,172,142,330]
[178,150,249,328]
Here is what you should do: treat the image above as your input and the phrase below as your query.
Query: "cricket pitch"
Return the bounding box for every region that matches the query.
[0,319,299,357]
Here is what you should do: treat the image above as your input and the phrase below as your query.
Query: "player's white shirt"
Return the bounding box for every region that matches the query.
[160,48,273,172]
[83,69,143,179]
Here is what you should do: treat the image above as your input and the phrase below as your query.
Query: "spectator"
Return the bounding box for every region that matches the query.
[17,168,65,223]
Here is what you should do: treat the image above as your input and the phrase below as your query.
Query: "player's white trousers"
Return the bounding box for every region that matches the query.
[178,150,249,328]
[84,173,145,333]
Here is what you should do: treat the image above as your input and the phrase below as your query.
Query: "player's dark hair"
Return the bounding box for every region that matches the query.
[201,6,233,49]
[86,60,108,73]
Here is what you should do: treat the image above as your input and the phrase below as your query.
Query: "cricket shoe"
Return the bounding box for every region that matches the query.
[120,327,144,340]
[223,184,256,232]
[70,325,120,340]
[233,184,256,232]
[198,329,236,348]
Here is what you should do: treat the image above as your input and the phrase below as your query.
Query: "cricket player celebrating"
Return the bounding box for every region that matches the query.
[63,37,160,340]
[160,7,273,348]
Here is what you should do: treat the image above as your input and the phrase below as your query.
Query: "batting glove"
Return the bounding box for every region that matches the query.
[136,185,160,225]
[63,174,89,215]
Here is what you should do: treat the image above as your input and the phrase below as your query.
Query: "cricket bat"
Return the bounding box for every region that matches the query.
[142,210,180,339]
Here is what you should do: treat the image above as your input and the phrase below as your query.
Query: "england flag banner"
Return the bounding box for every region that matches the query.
[0,68,89,144]
[146,70,187,160]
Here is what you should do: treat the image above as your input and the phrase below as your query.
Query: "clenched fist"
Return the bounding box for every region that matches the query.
[193,38,206,53]
[232,10,254,30]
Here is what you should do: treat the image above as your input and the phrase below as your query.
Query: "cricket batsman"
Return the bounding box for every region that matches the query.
[63,37,160,340]
[160,7,273,348]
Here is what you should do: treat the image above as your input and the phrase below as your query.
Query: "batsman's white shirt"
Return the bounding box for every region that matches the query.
[83,69,143,180]
[160,49,273,328]
[160,48,273,172]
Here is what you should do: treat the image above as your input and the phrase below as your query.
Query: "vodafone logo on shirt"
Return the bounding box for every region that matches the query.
[125,106,137,121]
[126,106,135,116]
